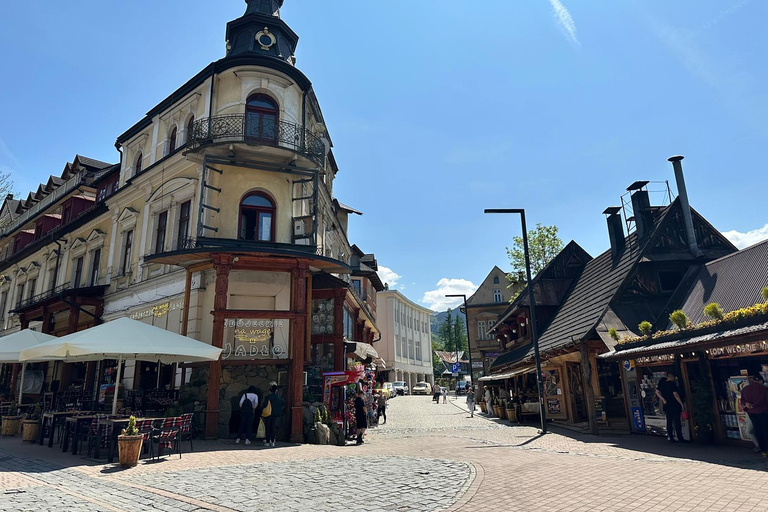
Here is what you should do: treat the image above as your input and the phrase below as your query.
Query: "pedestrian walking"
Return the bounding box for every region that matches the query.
[466,388,475,418]
[262,385,285,447]
[442,387,448,404]
[741,374,768,457]
[354,389,368,445]
[432,382,441,404]
[484,386,494,418]
[655,372,686,442]
[236,386,259,445]
[377,392,387,425]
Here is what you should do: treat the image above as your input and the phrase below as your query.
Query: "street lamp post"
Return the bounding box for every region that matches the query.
[445,294,474,390]
[484,208,547,434]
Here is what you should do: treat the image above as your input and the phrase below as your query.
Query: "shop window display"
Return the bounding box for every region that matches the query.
[311,299,334,335]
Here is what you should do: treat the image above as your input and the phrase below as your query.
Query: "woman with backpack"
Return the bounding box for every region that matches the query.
[262,385,285,447]
[236,386,259,445]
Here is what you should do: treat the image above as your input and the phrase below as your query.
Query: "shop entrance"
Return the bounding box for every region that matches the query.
[567,362,587,422]
[598,359,627,419]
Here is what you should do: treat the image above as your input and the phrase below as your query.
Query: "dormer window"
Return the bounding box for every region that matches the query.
[239,192,275,242]
[134,153,143,176]
[168,127,178,153]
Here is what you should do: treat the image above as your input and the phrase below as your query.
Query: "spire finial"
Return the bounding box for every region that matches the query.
[244,0,283,17]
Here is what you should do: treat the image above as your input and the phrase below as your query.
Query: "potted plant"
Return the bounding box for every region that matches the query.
[117,416,144,467]
[1,402,22,437]
[505,399,517,422]
[21,404,41,443]
[493,397,504,419]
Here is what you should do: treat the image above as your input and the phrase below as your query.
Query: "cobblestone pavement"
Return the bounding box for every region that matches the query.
[1,395,768,511]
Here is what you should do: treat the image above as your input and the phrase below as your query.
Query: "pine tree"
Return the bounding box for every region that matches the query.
[439,310,455,352]
[453,315,467,354]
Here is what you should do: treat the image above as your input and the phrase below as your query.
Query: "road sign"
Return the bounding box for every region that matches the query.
[451,362,461,373]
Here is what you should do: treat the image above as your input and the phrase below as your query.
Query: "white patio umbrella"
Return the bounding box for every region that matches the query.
[19,317,222,414]
[0,329,57,405]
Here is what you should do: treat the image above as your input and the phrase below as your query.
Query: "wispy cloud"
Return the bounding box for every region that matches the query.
[548,0,581,49]
[723,224,768,249]
[421,278,479,312]
[0,138,19,168]
[377,265,401,289]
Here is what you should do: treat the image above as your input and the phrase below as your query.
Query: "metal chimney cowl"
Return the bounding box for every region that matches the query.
[668,155,704,258]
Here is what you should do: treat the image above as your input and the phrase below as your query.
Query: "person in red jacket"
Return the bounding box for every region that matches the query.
[740,375,768,456]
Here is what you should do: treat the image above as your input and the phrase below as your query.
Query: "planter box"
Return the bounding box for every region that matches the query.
[505,408,517,422]
[493,405,504,418]
[479,403,487,413]
[1,416,22,436]
[21,420,40,443]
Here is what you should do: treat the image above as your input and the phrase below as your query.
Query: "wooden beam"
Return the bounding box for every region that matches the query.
[580,343,599,435]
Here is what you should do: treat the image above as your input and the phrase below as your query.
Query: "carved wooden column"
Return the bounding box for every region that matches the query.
[206,254,234,438]
[67,305,80,334]
[580,343,599,435]
[41,308,53,334]
[288,261,309,443]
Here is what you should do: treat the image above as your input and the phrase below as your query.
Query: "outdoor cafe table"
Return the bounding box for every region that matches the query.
[61,415,97,455]
[38,411,92,447]
[95,417,162,463]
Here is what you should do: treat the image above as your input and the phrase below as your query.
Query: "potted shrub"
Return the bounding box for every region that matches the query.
[21,404,41,443]
[493,398,504,418]
[117,416,144,467]
[1,402,22,437]
[505,399,517,422]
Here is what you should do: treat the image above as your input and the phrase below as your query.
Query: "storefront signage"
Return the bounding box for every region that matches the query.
[623,360,635,371]
[222,319,289,360]
[547,398,561,414]
[484,352,501,358]
[472,362,484,369]
[632,407,645,431]
[129,301,184,320]
[634,353,676,365]
[708,340,768,358]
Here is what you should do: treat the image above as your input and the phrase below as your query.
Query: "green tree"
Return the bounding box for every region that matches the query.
[453,314,467,354]
[506,223,563,299]
[432,341,444,378]
[439,310,455,352]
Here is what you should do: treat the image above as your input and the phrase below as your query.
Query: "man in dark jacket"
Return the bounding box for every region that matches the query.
[741,375,768,456]
[263,385,285,447]
[655,373,685,442]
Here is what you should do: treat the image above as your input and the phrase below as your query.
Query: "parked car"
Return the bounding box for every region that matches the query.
[412,382,431,395]
[380,383,395,399]
[455,381,469,395]
[393,381,409,395]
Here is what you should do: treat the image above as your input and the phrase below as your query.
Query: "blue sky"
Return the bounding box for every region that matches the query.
[1,1,767,312]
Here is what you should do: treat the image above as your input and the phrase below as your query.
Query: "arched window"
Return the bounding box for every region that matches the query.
[245,94,278,143]
[186,116,195,144]
[168,127,177,153]
[134,153,143,176]
[239,192,275,242]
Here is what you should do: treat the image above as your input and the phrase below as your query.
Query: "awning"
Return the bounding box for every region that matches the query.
[478,365,535,382]
[600,321,768,361]
[344,340,386,368]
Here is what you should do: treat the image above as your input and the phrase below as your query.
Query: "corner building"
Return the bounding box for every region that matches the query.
[0,0,379,442]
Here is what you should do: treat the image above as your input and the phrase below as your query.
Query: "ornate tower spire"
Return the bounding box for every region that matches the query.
[226,0,298,63]
[244,0,283,17]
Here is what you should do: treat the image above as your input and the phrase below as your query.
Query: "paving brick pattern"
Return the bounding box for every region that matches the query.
[127,456,471,512]
[0,395,767,511]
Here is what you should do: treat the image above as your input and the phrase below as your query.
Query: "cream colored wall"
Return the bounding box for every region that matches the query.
[205,163,293,242]
[228,271,291,311]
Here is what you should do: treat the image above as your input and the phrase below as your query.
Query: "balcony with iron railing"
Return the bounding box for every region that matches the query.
[186,114,326,167]
[12,281,109,313]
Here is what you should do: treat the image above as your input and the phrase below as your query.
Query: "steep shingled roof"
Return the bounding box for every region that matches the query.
[671,238,768,326]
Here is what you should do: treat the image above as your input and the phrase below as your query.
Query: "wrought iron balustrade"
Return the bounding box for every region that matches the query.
[14,282,72,311]
[187,114,326,167]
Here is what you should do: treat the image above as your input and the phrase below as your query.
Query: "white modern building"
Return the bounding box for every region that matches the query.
[376,290,434,390]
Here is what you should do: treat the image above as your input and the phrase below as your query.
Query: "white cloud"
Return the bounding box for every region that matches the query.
[377,265,401,288]
[548,0,581,49]
[723,224,768,249]
[421,278,479,312]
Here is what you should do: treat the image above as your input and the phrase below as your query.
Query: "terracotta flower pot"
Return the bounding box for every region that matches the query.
[1,416,22,437]
[21,420,40,443]
[118,435,144,467]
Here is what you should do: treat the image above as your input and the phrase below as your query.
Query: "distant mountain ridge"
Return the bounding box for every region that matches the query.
[430,309,466,335]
